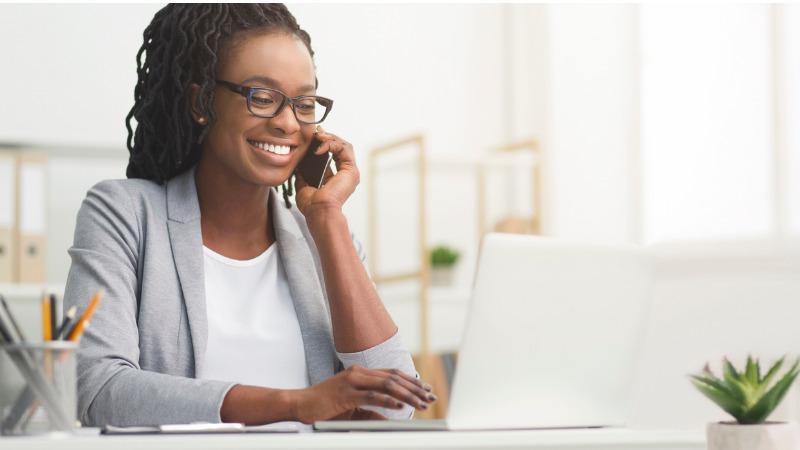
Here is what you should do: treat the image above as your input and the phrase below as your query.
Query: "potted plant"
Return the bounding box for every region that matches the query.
[429,245,460,287]
[690,356,800,450]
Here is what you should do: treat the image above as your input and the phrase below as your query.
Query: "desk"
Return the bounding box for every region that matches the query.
[0,428,704,450]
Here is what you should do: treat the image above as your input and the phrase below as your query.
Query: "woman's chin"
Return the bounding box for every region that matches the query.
[246,168,295,189]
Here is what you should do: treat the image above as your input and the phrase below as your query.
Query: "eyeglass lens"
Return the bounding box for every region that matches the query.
[249,89,327,124]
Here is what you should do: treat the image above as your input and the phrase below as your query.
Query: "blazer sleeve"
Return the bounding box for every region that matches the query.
[63,181,235,427]
[334,232,419,419]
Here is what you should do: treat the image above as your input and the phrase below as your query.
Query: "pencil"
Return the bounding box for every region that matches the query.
[67,290,104,342]
[56,306,78,341]
[0,294,26,343]
[41,295,52,341]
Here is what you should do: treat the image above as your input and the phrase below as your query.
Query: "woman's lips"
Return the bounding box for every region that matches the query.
[247,140,294,165]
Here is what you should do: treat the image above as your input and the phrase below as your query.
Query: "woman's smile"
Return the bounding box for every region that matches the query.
[246,138,299,166]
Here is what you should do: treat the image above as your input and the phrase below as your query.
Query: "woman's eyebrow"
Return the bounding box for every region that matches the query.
[240,75,315,94]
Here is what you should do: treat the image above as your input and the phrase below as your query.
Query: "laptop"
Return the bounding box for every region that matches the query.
[314,233,654,431]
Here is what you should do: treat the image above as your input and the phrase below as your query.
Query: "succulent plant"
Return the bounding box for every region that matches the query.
[690,356,800,424]
[430,245,460,268]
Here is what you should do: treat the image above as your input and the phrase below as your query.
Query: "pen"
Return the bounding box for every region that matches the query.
[67,289,104,342]
[49,293,58,341]
[56,306,78,341]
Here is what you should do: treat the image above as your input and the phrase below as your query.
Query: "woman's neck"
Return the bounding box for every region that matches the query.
[194,154,275,260]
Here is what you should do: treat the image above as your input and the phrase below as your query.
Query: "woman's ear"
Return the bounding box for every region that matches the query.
[188,83,206,124]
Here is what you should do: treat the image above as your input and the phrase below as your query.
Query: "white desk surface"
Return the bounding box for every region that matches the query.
[0,428,704,450]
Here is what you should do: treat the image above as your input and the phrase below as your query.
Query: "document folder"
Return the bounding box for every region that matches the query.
[16,152,47,283]
[0,151,16,282]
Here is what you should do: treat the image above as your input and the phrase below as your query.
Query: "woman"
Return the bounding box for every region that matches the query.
[64,4,435,427]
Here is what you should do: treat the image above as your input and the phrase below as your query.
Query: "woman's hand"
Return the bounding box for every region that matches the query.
[294,128,358,219]
[291,365,437,424]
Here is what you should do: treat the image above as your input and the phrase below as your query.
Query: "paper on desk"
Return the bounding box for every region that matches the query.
[101,422,299,435]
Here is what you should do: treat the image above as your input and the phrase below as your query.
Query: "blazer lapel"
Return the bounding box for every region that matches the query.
[166,168,207,377]
[270,189,337,384]
[163,170,337,382]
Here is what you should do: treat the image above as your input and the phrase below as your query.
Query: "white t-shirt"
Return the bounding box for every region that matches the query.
[199,243,310,391]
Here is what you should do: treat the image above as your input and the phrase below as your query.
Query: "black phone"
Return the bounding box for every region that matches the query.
[295,137,332,188]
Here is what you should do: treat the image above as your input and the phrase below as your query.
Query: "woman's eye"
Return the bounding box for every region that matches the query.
[295,102,316,111]
[252,97,274,105]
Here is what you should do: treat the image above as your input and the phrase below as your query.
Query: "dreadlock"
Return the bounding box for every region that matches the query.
[124,3,315,208]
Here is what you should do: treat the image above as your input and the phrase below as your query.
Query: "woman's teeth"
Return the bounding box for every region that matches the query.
[249,140,290,155]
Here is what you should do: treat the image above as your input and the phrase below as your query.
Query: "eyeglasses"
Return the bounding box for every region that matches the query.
[215,79,333,125]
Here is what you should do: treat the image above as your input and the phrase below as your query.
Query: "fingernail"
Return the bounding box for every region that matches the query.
[427,394,438,402]
[419,403,428,410]
[396,402,404,409]
[423,383,432,391]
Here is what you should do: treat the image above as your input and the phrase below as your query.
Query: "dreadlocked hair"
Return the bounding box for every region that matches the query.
[124,3,315,208]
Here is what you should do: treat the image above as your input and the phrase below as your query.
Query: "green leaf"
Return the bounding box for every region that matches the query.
[742,359,800,424]
[745,356,759,386]
[721,359,750,404]
[760,356,786,387]
[690,376,745,421]
[690,374,736,399]
[723,358,743,382]
[723,376,750,404]
[755,358,762,385]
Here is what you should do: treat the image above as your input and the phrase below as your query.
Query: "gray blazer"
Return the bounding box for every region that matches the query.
[63,167,415,426]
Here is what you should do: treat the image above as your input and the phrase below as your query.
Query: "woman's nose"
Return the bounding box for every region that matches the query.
[269,102,302,136]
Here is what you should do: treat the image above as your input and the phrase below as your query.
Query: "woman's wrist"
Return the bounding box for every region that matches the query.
[220,384,300,425]
[305,203,346,235]
[304,202,343,224]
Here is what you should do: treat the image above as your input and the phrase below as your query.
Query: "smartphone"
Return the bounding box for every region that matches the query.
[295,137,333,189]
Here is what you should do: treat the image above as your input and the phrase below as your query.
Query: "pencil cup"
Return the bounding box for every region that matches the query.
[0,342,78,435]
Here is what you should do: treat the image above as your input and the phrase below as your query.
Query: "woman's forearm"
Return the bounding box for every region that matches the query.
[306,207,397,353]
[220,385,298,424]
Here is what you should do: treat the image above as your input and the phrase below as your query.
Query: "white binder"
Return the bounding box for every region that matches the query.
[16,152,47,283]
[0,150,16,282]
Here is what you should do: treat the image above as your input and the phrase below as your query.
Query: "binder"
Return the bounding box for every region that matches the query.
[0,151,16,282]
[16,152,47,283]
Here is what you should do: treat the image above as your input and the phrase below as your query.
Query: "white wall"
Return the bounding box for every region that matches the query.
[541,5,641,244]
[0,4,160,149]
[641,5,775,243]
[783,5,800,234]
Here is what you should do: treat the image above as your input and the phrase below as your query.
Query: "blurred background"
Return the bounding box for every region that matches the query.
[0,3,798,430]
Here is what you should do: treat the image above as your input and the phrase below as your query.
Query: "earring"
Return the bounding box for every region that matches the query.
[198,117,207,125]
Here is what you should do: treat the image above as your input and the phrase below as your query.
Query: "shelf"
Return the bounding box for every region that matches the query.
[0,282,65,300]
[0,143,127,160]
[375,152,540,172]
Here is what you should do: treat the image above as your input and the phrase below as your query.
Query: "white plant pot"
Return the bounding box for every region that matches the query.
[707,422,800,450]
[430,267,455,286]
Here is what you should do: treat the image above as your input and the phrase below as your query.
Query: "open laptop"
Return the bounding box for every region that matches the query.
[314,233,654,431]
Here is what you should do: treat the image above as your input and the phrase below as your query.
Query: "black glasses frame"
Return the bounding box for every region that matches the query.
[215,79,333,125]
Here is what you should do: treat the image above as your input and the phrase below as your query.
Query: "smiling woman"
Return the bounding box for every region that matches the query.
[63,3,435,428]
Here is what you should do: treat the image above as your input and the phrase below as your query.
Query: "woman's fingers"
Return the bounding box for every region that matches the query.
[294,171,308,189]
[317,140,349,166]
[356,390,406,410]
[374,368,433,392]
[345,368,429,410]
[315,132,354,162]
[372,369,437,403]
